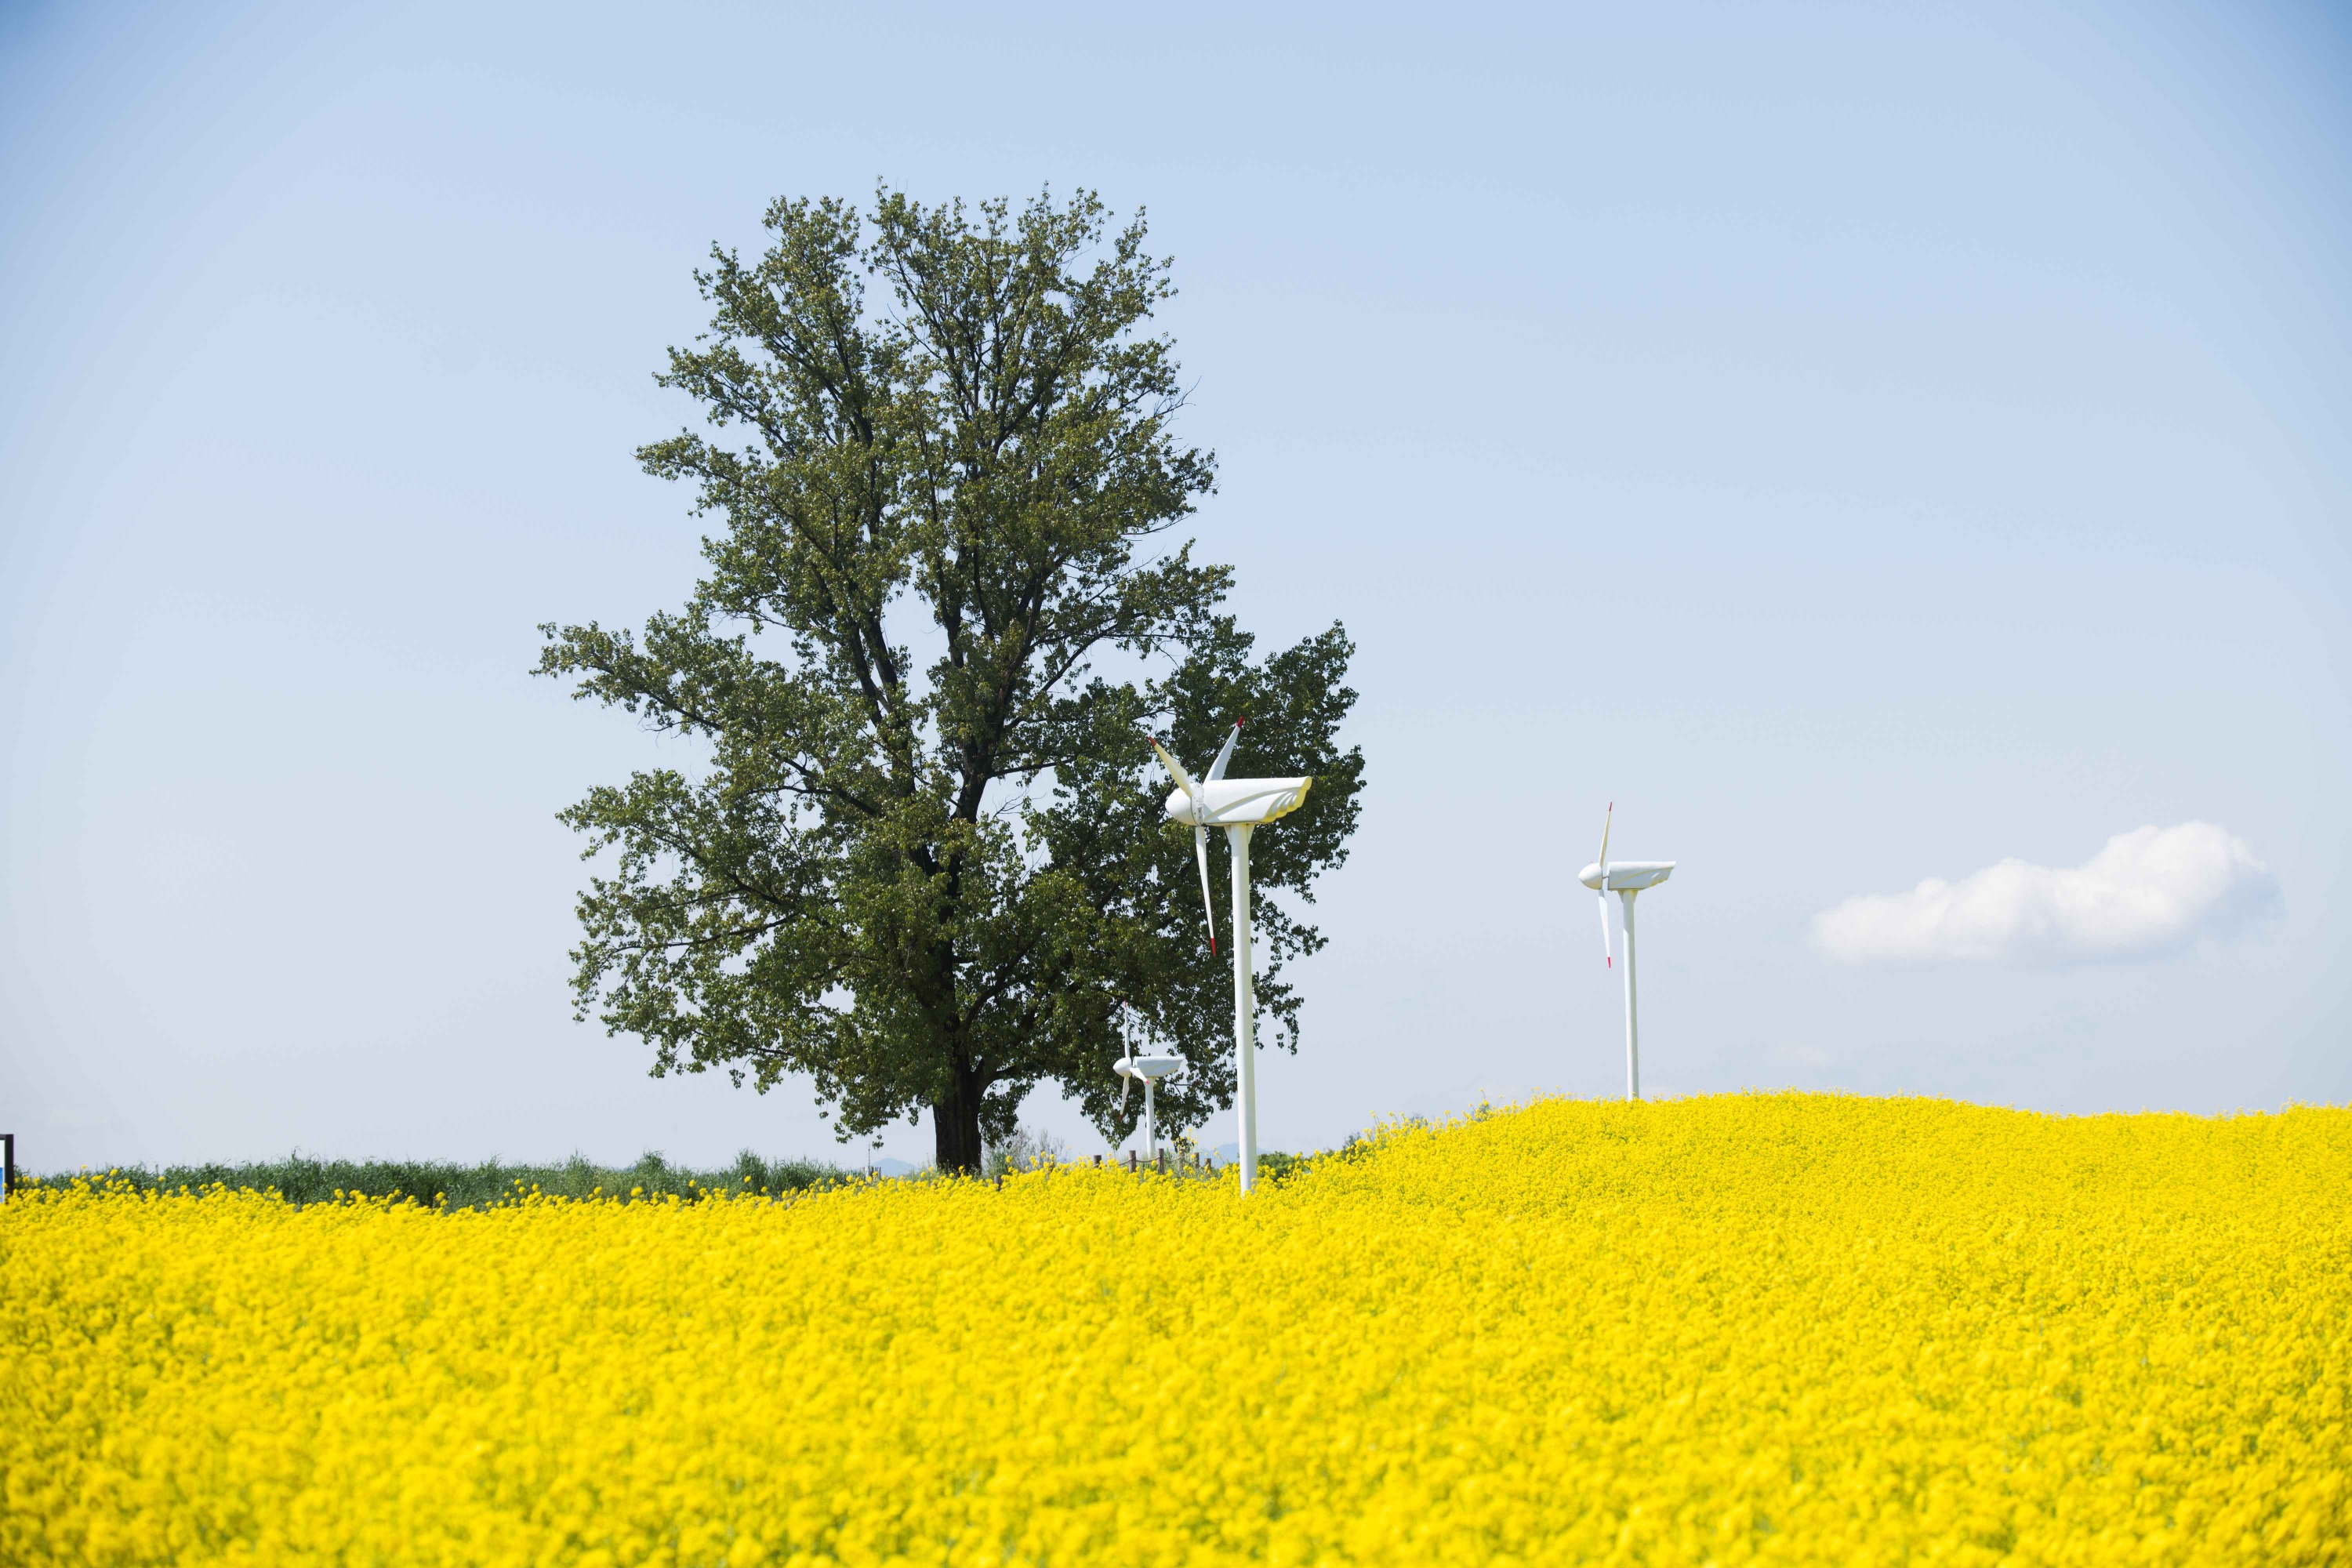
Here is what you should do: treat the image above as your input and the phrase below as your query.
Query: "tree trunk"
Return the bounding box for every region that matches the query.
[933,1065,985,1174]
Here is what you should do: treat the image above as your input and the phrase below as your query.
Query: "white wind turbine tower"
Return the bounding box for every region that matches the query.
[1580,804,1675,1101]
[1149,720,1313,1196]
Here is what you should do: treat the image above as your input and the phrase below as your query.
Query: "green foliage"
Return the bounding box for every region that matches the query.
[15,1150,852,1210]
[1252,1149,1310,1181]
[536,187,1363,1171]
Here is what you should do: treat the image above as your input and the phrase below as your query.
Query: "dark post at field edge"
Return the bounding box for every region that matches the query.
[2,1132,13,1203]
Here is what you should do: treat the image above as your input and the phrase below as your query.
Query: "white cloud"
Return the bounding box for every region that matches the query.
[1811,822,2278,965]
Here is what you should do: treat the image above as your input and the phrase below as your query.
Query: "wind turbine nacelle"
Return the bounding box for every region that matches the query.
[1164,777,1312,827]
[1580,860,1675,891]
[1114,1054,1187,1082]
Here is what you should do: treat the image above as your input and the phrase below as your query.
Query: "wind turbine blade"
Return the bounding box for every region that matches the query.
[1149,735,1199,800]
[1596,801,1614,967]
[1206,718,1242,782]
[1193,826,1219,955]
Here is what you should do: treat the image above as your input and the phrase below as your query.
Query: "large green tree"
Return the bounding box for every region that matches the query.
[537,189,1362,1171]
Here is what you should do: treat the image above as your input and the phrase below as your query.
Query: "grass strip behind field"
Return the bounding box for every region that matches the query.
[13,1149,854,1208]
[18,1145,1318,1208]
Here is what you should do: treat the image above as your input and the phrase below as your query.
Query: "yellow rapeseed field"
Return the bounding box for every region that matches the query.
[4,1093,2348,1566]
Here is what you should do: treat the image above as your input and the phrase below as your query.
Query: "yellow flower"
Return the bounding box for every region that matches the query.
[2,1093,2346,1565]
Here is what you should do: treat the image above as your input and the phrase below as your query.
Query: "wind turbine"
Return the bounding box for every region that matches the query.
[1112,1009,1188,1163]
[1580,804,1675,1101]
[1149,720,1312,1196]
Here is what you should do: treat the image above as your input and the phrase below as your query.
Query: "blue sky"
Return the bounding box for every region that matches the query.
[4,0,2347,1171]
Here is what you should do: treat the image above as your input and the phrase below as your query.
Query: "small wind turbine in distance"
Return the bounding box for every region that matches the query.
[1112,1008,1187,1164]
[1580,803,1675,1101]
[1149,719,1312,1197]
